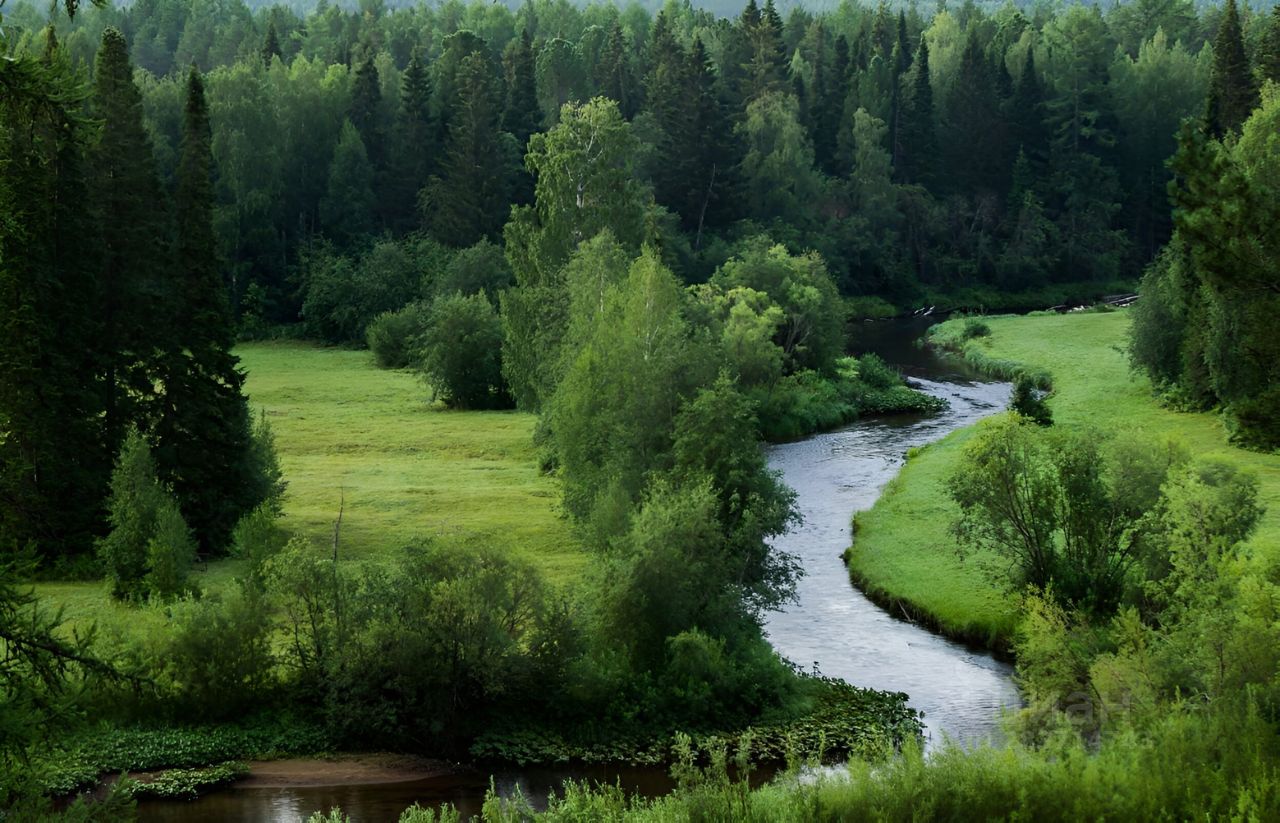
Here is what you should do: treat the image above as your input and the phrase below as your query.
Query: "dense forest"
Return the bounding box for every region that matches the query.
[3,0,1280,817]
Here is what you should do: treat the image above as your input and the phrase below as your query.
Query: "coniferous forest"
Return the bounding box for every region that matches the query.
[2,0,1280,819]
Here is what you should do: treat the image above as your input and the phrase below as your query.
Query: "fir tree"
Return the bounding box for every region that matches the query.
[1205,0,1258,137]
[89,28,170,455]
[98,429,166,601]
[942,30,1006,195]
[154,66,257,552]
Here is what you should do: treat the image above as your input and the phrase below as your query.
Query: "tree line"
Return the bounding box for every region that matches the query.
[1,20,280,574]
[6,0,1275,333]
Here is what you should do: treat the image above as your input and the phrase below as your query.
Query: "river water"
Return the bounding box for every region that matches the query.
[139,319,1017,822]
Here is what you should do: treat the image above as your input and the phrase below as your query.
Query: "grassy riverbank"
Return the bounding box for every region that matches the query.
[846,310,1280,651]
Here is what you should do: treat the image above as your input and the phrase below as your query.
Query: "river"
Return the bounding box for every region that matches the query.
[139,318,1017,822]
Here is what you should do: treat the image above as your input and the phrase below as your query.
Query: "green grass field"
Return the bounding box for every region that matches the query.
[848,310,1280,650]
[37,342,581,633]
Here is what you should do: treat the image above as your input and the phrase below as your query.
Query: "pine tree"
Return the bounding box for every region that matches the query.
[896,36,936,185]
[154,66,257,553]
[817,34,851,174]
[0,39,108,562]
[262,21,282,67]
[424,53,511,246]
[90,28,170,456]
[1205,0,1258,137]
[503,29,542,148]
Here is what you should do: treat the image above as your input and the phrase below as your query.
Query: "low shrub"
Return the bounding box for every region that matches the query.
[367,301,431,369]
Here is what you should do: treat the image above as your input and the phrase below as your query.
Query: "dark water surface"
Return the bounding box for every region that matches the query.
[139,319,1017,822]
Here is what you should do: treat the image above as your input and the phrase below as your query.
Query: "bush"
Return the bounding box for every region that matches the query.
[853,353,899,390]
[1010,374,1053,426]
[301,240,421,343]
[145,498,195,602]
[246,410,287,515]
[962,316,992,339]
[230,503,287,587]
[367,301,432,369]
[417,292,510,409]
[433,239,512,298]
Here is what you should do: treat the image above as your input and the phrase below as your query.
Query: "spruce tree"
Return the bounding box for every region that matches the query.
[388,51,435,231]
[90,28,170,457]
[896,36,936,185]
[600,21,637,118]
[1258,6,1280,86]
[262,21,282,67]
[502,30,542,148]
[1007,49,1049,186]
[942,30,1006,195]
[424,53,510,246]
[0,40,108,562]
[154,66,257,553]
[349,54,384,170]
[320,120,376,245]
[1206,0,1258,137]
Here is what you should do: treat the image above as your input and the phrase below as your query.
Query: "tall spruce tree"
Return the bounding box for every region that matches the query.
[1206,0,1258,137]
[599,21,638,118]
[154,66,256,552]
[90,28,170,458]
[1007,49,1049,188]
[0,39,108,562]
[424,53,511,246]
[942,30,1006,195]
[503,30,542,148]
[1262,6,1280,85]
[262,21,282,67]
[320,120,376,245]
[349,54,384,170]
[896,36,936,185]
[388,51,435,231]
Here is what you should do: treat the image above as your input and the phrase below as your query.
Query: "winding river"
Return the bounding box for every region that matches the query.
[139,319,1018,822]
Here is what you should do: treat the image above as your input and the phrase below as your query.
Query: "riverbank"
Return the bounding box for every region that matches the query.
[845,309,1280,652]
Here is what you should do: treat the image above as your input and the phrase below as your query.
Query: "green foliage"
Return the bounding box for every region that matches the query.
[144,497,195,602]
[122,760,248,800]
[319,120,375,246]
[301,239,422,343]
[366,301,432,369]
[97,430,167,602]
[417,292,509,409]
[433,239,512,298]
[1010,374,1053,426]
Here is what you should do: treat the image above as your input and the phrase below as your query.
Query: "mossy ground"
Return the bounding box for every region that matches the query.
[847,310,1280,650]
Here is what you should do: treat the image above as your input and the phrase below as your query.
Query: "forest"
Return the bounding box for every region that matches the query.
[2,0,1280,818]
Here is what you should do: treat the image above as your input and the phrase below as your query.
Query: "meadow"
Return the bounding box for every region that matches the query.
[36,343,582,633]
[847,310,1280,650]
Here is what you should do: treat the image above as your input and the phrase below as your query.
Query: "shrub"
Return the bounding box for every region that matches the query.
[301,240,421,343]
[366,301,431,369]
[962,316,992,339]
[854,353,899,390]
[1010,374,1053,426]
[145,498,195,602]
[417,292,510,409]
[246,410,287,515]
[433,238,512,298]
[230,503,288,587]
